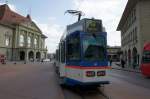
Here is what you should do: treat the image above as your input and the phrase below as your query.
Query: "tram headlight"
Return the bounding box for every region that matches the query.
[97,71,105,76]
[86,71,95,77]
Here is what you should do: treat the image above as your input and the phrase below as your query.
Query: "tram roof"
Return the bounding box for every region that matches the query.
[67,18,103,35]
[60,18,105,42]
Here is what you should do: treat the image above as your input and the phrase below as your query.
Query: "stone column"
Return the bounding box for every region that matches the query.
[25,50,28,62]
[34,51,36,62]
[12,26,19,61]
[25,31,28,48]
[33,33,35,49]
[26,32,29,62]
[39,35,41,49]
[31,33,33,48]
[37,35,39,49]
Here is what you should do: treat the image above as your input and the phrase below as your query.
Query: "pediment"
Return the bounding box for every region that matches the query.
[21,21,42,33]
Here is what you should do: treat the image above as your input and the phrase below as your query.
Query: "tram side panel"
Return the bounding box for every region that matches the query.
[58,42,66,77]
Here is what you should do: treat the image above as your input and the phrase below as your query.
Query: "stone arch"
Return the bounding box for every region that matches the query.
[28,51,34,61]
[36,52,41,61]
[132,47,138,68]
[20,51,25,61]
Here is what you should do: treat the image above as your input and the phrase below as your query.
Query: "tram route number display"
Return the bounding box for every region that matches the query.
[86,19,102,33]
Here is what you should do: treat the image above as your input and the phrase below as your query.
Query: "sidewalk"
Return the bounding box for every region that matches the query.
[0,61,51,74]
[111,62,141,73]
[0,61,51,66]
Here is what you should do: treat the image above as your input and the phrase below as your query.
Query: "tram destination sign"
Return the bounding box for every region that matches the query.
[85,19,102,33]
[67,18,103,34]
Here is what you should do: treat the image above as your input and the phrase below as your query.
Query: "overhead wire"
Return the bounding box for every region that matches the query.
[66,0,85,25]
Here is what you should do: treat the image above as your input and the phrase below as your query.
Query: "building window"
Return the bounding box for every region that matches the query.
[34,38,37,48]
[5,36,10,46]
[5,32,11,46]
[27,36,31,47]
[19,35,24,47]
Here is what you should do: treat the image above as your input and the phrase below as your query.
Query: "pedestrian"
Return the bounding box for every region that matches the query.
[109,58,112,66]
[41,58,44,63]
[121,58,125,68]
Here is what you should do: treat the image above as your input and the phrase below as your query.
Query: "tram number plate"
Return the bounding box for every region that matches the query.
[86,71,95,77]
[97,71,105,76]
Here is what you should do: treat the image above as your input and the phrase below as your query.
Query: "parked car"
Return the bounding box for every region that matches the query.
[0,54,6,64]
[42,59,50,62]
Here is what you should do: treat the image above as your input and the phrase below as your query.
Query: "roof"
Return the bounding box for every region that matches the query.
[0,4,47,38]
[41,34,48,38]
[117,0,139,31]
[0,4,31,25]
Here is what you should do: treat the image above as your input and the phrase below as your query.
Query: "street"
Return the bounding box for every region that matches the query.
[0,62,150,99]
[0,62,64,99]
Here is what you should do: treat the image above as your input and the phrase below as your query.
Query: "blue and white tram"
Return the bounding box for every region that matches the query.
[55,18,111,87]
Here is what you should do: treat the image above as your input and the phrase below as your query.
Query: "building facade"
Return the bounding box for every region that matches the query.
[0,4,47,61]
[117,0,150,68]
[107,46,121,62]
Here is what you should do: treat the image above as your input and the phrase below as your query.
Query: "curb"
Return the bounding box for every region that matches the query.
[112,67,141,73]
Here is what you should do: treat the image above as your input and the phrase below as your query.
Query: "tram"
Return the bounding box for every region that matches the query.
[55,18,111,86]
[141,42,150,77]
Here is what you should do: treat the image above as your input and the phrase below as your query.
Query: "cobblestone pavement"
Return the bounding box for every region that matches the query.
[0,62,150,99]
[0,62,64,99]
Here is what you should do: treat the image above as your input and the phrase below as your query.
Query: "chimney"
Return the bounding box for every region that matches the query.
[26,14,31,21]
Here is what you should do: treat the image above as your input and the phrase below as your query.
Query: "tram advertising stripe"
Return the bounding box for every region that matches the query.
[65,66,112,69]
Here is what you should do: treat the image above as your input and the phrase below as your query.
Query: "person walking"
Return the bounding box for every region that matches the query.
[109,58,112,66]
[121,58,125,68]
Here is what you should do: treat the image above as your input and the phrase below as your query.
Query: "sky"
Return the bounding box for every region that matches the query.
[0,0,128,53]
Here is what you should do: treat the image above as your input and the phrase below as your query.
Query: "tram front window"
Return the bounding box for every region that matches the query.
[83,35,106,61]
[142,51,150,63]
[67,37,80,60]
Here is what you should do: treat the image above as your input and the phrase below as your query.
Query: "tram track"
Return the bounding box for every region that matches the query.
[61,86,111,99]
[54,65,111,99]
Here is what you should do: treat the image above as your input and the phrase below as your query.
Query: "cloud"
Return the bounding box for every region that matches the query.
[72,0,128,46]
[8,4,17,12]
[34,18,65,53]
[35,0,128,53]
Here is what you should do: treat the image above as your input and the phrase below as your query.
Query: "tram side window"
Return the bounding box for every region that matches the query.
[58,47,61,62]
[142,51,150,63]
[67,36,80,60]
[56,50,59,61]
[61,42,65,63]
